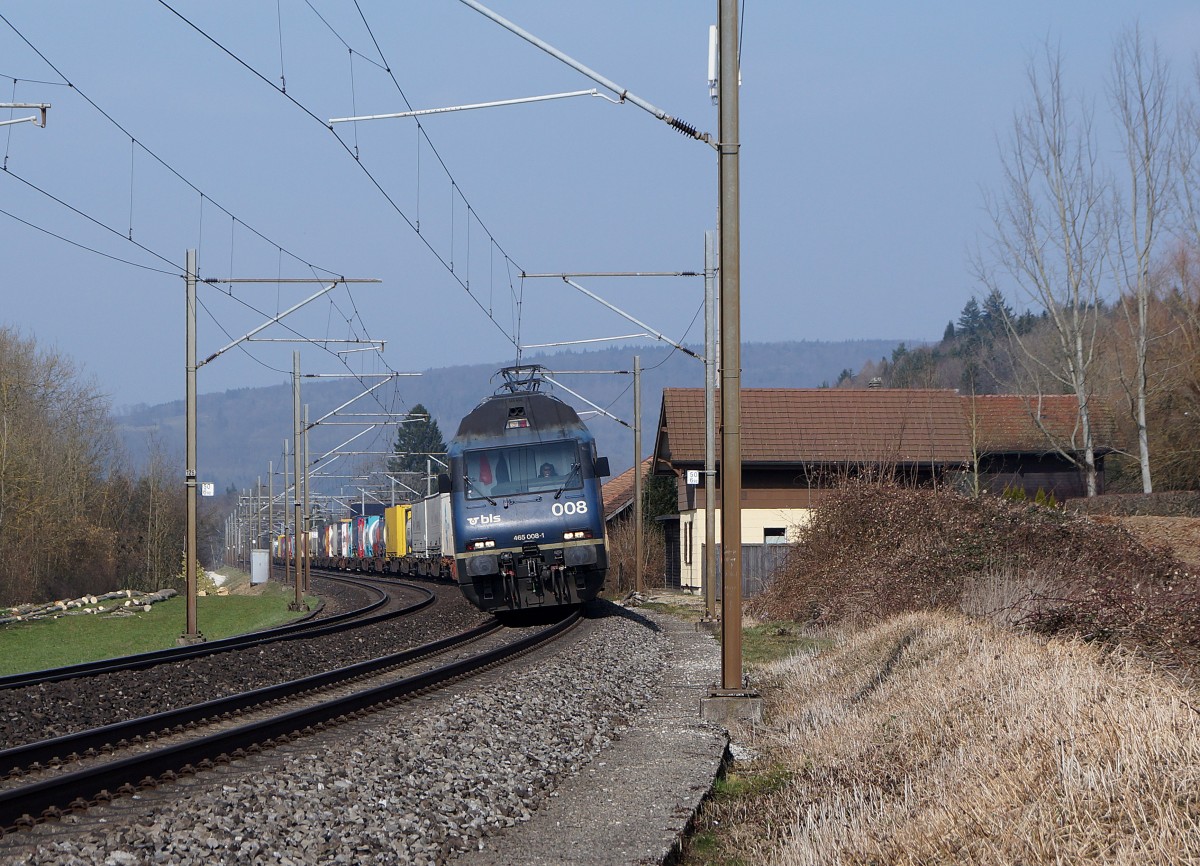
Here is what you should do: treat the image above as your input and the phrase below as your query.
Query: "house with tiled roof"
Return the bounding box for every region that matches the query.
[652,387,1115,590]
[600,457,653,523]
[964,394,1117,498]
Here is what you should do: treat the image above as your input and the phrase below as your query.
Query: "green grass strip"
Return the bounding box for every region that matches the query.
[0,583,316,676]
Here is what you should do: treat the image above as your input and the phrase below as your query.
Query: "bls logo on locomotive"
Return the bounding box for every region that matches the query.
[466,514,502,527]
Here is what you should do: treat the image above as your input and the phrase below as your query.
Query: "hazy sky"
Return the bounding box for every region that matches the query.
[2,1,1198,412]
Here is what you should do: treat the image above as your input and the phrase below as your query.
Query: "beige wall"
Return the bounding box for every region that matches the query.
[676,506,812,590]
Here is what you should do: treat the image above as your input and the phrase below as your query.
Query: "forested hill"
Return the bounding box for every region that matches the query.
[113,338,903,493]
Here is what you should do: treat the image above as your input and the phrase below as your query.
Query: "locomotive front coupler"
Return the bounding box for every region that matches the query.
[520,542,546,580]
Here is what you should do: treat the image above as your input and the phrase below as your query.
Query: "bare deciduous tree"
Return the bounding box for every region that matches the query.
[976,43,1110,496]
[1109,26,1176,494]
[0,327,121,601]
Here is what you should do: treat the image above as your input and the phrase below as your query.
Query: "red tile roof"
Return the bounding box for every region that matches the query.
[656,388,973,466]
[963,395,1117,454]
[601,457,653,521]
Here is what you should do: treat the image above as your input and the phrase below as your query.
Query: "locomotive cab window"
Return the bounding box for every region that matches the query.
[464,440,583,499]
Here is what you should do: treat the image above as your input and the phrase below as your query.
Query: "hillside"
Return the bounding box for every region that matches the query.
[113,338,902,494]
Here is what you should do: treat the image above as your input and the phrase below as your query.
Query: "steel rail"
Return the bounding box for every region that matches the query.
[0,619,502,776]
[0,575,428,691]
[0,610,579,833]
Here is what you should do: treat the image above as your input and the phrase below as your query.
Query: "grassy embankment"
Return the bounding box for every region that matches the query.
[0,577,316,675]
[672,485,1200,865]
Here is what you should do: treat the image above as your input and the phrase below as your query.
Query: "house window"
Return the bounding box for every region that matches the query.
[764,527,786,544]
[684,520,693,565]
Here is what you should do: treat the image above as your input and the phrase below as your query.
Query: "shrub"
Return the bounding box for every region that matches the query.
[751,483,1200,673]
[603,517,665,597]
[175,553,215,594]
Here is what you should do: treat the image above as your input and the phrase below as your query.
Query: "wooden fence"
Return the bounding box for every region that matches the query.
[702,543,790,598]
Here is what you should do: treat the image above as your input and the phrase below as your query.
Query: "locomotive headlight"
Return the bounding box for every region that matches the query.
[466,538,496,551]
[563,529,593,541]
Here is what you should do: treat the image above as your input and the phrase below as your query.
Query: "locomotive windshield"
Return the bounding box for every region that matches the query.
[463,439,582,499]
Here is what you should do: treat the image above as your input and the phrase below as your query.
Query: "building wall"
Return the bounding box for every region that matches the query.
[677,470,837,512]
[676,506,813,590]
[979,454,1107,499]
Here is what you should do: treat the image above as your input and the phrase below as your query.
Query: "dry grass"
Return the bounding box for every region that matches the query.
[694,612,1200,866]
[956,567,1063,628]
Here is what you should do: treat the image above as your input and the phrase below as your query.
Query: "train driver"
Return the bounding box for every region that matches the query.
[539,462,557,478]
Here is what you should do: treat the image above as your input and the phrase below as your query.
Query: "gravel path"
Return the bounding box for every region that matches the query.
[467,607,727,865]
[1,600,680,865]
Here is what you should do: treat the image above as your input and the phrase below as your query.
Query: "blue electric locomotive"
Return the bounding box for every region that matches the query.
[439,366,610,613]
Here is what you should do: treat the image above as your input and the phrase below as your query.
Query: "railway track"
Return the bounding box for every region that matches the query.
[0,609,579,835]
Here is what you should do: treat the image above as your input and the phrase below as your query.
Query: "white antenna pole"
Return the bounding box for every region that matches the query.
[708,25,719,105]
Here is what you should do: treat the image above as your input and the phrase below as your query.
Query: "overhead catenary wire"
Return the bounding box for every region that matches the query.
[154,0,523,354]
[3,163,395,411]
[0,73,67,87]
[0,11,344,283]
[175,0,700,393]
[1,166,181,273]
[301,0,385,71]
[4,21,398,411]
[6,6,698,453]
[3,11,395,383]
[0,205,178,275]
[7,157,401,416]
[1,10,409,406]
[349,0,524,345]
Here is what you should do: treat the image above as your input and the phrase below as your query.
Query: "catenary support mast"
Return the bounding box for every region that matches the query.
[717,0,743,690]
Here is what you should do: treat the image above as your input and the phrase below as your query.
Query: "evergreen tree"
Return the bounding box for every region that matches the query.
[387,404,447,475]
[957,298,984,338]
[1014,310,1041,335]
[942,320,956,342]
[642,472,678,523]
[980,287,1015,336]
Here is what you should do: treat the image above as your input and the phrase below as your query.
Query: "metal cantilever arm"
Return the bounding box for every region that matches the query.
[558,278,702,361]
[199,283,337,368]
[456,0,714,147]
[0,102,49,127]
[329,89,618,125]
[541,374,631,429]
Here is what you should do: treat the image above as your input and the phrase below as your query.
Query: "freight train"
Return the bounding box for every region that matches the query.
[273,366,611,615]
[272,495,453,580]
[438,365,610,613]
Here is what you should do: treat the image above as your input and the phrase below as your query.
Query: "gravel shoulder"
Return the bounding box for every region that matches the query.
[464,607,727,866]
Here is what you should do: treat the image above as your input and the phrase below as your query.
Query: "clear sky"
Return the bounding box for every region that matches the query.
[2,1,1198,411]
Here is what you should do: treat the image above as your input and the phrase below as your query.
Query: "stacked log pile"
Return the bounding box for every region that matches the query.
[0,589,178,625]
